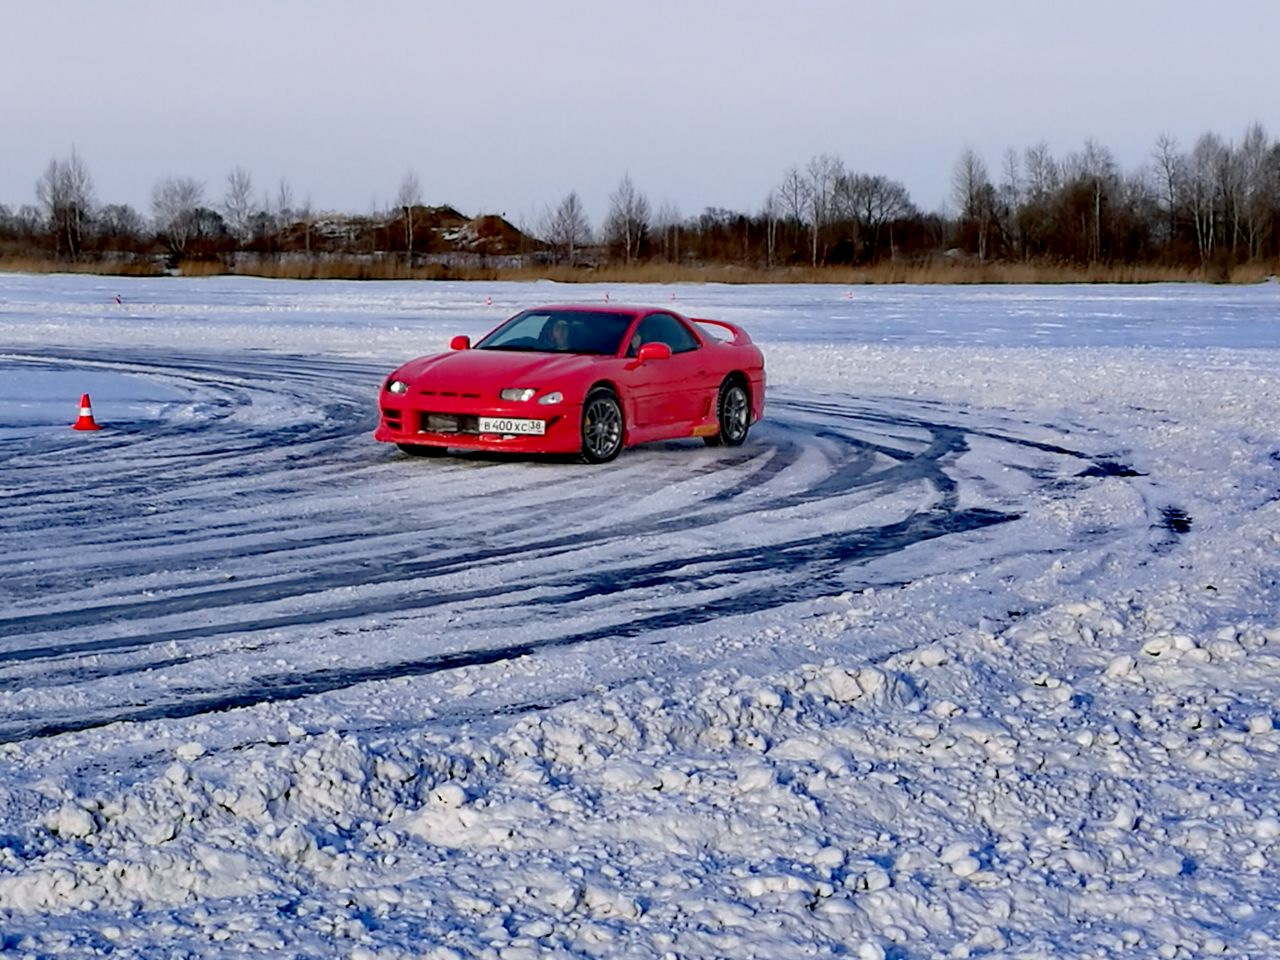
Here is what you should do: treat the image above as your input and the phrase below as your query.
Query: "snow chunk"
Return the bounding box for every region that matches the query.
[599,760,661,792]
[939,841,972,863]
[1255,817,1280,840]
[429,783,467,808]
[734,760,777,793]
[43,803,97,838]
[1105,654,1136,679]
[1246,715,1273,735]
[581,883,641,920]
[915,644,950,667]
[950,856,981,877]
[803,665,887,704]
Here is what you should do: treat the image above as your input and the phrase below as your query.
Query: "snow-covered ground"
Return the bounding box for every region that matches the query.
[1,274,1279,958]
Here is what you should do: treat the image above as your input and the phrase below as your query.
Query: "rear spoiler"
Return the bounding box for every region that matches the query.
[692,317,752,345]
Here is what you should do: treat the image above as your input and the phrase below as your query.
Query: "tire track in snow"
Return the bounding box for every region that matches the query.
[0,350,1132,743]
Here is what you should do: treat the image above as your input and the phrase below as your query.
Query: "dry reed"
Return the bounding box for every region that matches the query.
[3,255,1275,285]
[0,256,163,277]
[216,257,1277,285]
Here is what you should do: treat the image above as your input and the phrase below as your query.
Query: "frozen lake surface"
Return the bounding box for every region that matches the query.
[1,274,1279,957]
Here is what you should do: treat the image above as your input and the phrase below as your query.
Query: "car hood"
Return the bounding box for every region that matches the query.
[394,349,607,394]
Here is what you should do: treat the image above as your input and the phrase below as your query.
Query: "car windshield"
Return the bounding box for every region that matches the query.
[475,310,633,355]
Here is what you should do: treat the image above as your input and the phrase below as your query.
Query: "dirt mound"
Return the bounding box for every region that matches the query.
[433,212,532,255]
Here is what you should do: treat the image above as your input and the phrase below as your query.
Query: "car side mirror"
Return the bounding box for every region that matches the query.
[637,342,672,362]
[450,335,471,350]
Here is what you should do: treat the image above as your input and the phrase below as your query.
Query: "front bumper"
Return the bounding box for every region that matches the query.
[374,396,583,454]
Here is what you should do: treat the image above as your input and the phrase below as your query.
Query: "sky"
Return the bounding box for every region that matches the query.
[4,0,1278,229]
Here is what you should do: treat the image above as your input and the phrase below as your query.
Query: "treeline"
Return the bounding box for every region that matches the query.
[3,123,1279,281]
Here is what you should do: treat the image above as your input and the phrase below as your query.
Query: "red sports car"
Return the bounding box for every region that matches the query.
[375,304,766,462]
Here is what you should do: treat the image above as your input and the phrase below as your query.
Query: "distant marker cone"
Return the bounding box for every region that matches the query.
[73,393,103,431]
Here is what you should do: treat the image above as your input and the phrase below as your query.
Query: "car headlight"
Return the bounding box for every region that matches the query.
[500,388,537,402]
[387,379,409,395]
[537,391,563,405]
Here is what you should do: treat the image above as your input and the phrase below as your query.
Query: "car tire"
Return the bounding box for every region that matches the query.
[704,379,751,447]
[580,388,624,463]
[397,443,445,457]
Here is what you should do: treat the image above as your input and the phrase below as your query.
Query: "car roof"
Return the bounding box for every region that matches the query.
[527,304,679,318]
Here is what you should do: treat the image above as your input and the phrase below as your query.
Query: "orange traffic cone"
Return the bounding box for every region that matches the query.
[72,393,103,431]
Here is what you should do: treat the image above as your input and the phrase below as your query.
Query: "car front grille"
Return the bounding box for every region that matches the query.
[418,389,482,399]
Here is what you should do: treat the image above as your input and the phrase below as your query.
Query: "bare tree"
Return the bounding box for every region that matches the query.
[805,153,842,266]
[952,147,994,260]
[952,147,988,217]
[275,178,296,231]
[999,147,1024,257]
[1023,141,1060,200]
[653,200,681,263]
[1239,122,1270,259]
[152,175,205,257]
[604,172,650,264]
[395,169,421,259]
[1000,148,1022,203]
[761,191,780,267]
[223,166,254,242]
[95,204,144,243]
[1151,133,1184,247]
[1217,137,1247,255]
[840,173,913,263]
[13,204,43,238]
[35,147,95,259]
[1071,139,1118,262]
[189,207,229,247]
[1239,122,1280,261]
[296,194,315,255]
[1019,141,1061,257]
[777,165,808,252]
[1269,142,1280,258]
[540,190,592,264]
[1188,132,1225,262]
[777,166,806,223]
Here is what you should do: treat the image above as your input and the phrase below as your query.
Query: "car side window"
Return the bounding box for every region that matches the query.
[627,313,700,356]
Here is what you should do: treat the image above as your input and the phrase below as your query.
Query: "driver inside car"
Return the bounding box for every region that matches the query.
[545,317,572,351]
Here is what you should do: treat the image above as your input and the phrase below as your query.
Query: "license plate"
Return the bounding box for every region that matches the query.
[479,416,545,436]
